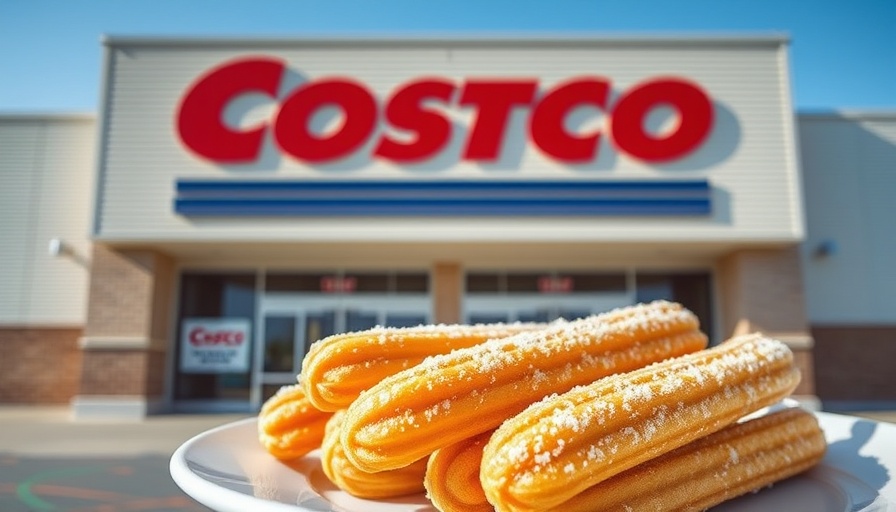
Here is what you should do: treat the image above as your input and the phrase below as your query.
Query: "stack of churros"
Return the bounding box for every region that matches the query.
[255,301,826,511]
[340,300,707,472]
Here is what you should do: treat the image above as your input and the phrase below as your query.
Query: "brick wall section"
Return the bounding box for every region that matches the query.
[84,245,155,337]
[718,246,815,396]
[78,245,174,398]
[78,349,166,396]
[0,327,83,403]
[813,326,896,402]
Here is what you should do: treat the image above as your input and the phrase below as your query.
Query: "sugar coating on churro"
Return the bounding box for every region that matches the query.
[468,302,695,372]
[540,407,827,512]
[502,335,791,474]
[383,301,696,398]
[481,334,800,511]
[331,323,532,352]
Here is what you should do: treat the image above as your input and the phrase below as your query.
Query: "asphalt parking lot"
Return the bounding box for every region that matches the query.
[0,407,249,512]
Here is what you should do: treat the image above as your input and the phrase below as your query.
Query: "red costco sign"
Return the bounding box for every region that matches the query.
[177,57,714,166]
[180,318,251,373]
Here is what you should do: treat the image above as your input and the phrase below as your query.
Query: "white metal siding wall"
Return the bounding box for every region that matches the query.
[95,38,802,243]
[799,114,896,323]
[0,116,94,325]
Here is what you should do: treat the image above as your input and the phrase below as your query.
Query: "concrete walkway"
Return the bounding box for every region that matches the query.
[0,406,250,457]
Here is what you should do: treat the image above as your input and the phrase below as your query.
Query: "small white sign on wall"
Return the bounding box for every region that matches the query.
[180,317,252,373]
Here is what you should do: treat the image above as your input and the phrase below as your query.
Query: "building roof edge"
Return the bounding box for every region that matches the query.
[100,32,791,48]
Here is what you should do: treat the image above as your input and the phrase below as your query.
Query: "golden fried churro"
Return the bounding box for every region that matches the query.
[302,322,544,411]
[425,430,495,512]
[541,407,826,512]
[257,384,333,460]
[341,301,707,472]
[480,333,801,512]
[321,410,427,499]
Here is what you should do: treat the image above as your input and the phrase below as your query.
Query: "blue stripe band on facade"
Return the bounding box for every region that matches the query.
[173,179,712,216]
[176,179,710,193]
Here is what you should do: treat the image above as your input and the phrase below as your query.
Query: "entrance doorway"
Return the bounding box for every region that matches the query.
[254,294,430,408]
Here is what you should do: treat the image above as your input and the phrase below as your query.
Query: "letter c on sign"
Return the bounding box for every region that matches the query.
[529,78,610,163]
[176,57,285,164]
[188,327,203,346]
[610,78,713,162]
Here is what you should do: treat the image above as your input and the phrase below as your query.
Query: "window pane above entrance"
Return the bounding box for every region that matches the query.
[265,273,328,292]
[463,270,632,324]
[265,271,429,294]
[395,273,428,293]
[466,271,628,294]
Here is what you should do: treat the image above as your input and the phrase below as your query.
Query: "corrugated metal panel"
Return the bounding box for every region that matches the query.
[0,117,94,325]
[95,39,802,243]
[859,119,896,322]
[800,114,896,323]
[0,122,41,323]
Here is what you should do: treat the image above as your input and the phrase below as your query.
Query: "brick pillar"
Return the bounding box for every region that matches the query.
[718,246,816,403]
[71,245,174,420]
[432,262,462,324]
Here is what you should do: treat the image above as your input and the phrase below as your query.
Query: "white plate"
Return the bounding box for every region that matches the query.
[170,410,896,512]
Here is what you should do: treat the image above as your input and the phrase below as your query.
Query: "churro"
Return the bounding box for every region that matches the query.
[302,322,544,411]
[480,333,801,512]
[321,409,428,499]
[341,301,707,472]
[257,384,333,460]
[425,430,495,512]
[541,407,826,512]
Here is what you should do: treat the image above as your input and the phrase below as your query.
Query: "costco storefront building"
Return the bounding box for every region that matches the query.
[2,35,894,418]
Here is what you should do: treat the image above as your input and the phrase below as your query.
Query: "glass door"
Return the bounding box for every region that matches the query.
[253,295,430,409]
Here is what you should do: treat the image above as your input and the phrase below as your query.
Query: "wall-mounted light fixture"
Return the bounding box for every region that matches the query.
[48,237,71,257]
[48,237,90,267]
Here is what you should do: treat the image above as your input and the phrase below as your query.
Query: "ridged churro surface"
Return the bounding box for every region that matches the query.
[257,384,333,460]
[321,410,427,499]
[341,301,707,472]
[542,407,826,512]
[480,334,801,512]
[302,322,543,411]
[425,430,495,512]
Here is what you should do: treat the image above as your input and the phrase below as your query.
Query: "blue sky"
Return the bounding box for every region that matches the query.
[1,0,893,112]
